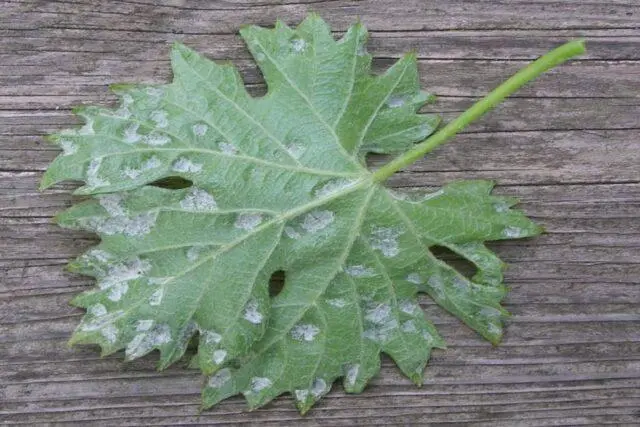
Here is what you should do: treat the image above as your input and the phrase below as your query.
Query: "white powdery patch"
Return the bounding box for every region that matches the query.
[123,123,141,144]
[99,194,127,216]
[357,44,368,56]
[286,143,305,159]
[86,158,111,188]
[294,389,309,402]
[78,115,95,135]
[494,201,510,213]
[369,226,403,258]
[310,378,327,398]
[284,226,301,239]
[125,323,172,359]
[344,264,376,278]
[249,377,272,393]
[401,320,418,333]
[123,156,161,179]
[243,299,263,324]
[88,303,107,317]
[234,213,263,231]
[212,349,227,364]
[202,330,222,345]
[172,157,202,173]
[254,52,266,62]
[452,276,469,293]
[290,323,320,342]
[406,273,423,285]
[101,324,118,344]
[89,211,158,237]
[313,178,357,198]
[421,189,445,201]
[150,110,168,128]
[399,299,419,315]
[88,249,112,263]
[422,330,434,342]
[291,38,306,52]
[208,368,232,388]
[219,142,238,155]
[186,246,202,262]
[362,302,398,343]
[136,319,154,332]
[99,258,151,290]
[146,87,164,97]
[326,298,347,308]
[487,323,502,336]
[192,123,208,136]
[479,306,502,319]
[143,133,171,146]
[503,226,525,238]
[344,364,359,387]
[364,303,392,324]
[386,95,407,108]
[300,210,334,233]
[59,139,77,156]
[427,275,446,300]
[107,282,129,302]
[148,288,164,306]
[180,188,217,212]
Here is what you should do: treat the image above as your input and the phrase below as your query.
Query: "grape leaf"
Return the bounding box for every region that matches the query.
[42,14,545,413]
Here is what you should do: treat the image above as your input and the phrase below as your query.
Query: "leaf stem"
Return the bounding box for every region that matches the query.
[372,39,586,183]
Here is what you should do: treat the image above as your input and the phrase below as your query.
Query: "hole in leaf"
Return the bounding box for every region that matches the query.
[149,176,193,189]
[429,245,477,281]
[269,270,285,297]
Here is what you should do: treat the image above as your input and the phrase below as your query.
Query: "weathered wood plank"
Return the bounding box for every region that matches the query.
[1,0,639,425]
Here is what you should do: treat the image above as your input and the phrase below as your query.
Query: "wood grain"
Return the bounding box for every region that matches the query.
[1,1,639,425]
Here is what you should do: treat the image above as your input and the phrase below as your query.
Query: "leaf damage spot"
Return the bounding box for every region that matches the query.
[290,323,320,342]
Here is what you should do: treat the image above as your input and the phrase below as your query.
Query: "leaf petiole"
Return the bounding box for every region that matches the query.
[372,39,586,183]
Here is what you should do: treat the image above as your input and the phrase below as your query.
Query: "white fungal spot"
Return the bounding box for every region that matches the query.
[150,110,168,128]
[78,116,94,135]
[186,246,202,262]
[99,194,127,216]
[80,309,123,332]
[300,210,334,233]
[364,304,392,324]
[202,330,222,345]
[255,52,266,62]
[387,95,406,108]
[452,277,469,293]
[326,298,347,308]
[494,201,510,213]
[219,142,239,155]
[369,227,402,258]
[344,265,376,278]
[125,323,172,359]
[362,302,398,343]
[136,319,154,332]
[286,143,305,159]
[172,157,202,173]
[401,320,418,333]
[88,249,112,263]
[344,364,359,387]
[243,300,263,324]
[479,307,502,319]
[422,330,433,342]
[294,389,309,402]
[113,106,131,119]
[290,324,320,342]
[487,323,502,336]
[143,133,171,146]
[208,368,232,388]
[180,188,217,212]
[284,226,301,239]
[146,87,164,97]
[192,123,208,136]
[86,158,110,188]
[291,38,306,52]
[122,94,134,105]
[88,211,158,237]
[148,288,163,306]
[213,349,227,364]
[310,378,327,397]
[234,213,263,231]
[59,139,77,156]
[314,178,357,198]
[399,299,419,314]
[98,258,151,290]
[88,304,107,317]
[250,377,272,393]
[107,282,128,301]
[101,324,118,343]
[503,226,524,238]
[406,273,423,285]
[123,156,161,179]
[123,123,141,143]
[427,276,446,299]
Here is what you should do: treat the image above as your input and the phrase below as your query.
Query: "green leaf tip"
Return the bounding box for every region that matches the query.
[40,13,576,414]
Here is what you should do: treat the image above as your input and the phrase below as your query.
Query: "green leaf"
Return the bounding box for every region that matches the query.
[43,14,546,413]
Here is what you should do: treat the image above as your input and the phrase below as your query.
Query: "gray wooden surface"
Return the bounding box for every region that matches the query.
[1,1,640,425]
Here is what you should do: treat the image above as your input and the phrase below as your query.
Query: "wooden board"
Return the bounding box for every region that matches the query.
[1,1,639,425]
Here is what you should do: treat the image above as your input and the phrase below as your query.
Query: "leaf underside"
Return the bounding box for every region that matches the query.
[42,14,541,413]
